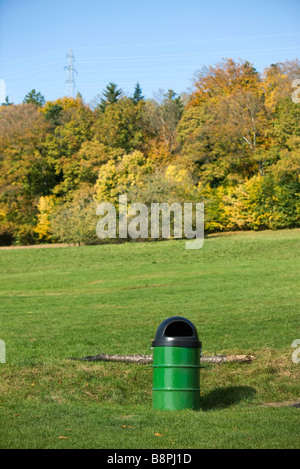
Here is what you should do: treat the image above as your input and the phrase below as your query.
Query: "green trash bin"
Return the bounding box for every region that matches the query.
[151,316,201,410]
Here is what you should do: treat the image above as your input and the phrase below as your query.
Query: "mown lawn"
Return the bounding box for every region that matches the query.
[0,230,299,449]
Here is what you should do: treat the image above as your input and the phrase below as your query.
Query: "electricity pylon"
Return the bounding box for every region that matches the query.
[64,48,78,97]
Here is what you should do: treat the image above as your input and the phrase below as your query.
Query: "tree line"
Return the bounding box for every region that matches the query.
[0,58,299,245]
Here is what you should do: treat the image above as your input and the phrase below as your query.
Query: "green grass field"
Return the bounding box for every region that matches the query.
[0,230,299,449]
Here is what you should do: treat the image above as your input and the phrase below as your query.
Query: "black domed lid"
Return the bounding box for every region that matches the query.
[152,316,201,348]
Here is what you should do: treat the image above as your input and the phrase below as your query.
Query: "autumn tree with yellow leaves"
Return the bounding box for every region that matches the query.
[0,62,299,245]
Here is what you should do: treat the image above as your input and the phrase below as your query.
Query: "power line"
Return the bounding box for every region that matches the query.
[0,60,65,77]
[0,49,68,67]
[1,31,299,68]
[73,32,300,51]
[9,73,64,87]
[76,46,300,64]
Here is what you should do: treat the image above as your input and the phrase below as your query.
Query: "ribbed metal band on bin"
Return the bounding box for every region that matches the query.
[153,388,200,391]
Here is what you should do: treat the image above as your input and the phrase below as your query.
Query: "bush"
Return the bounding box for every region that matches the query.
[15,224,38,246]
[203,175,300,232]
[50,189,99,246]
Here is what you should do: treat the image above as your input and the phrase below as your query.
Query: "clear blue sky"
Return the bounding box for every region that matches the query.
[0,0,299,105]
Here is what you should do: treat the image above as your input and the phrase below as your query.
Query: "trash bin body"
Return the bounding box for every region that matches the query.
[151,316,201,410]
